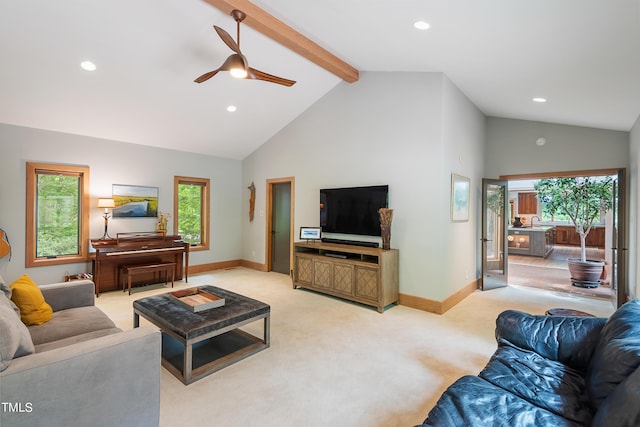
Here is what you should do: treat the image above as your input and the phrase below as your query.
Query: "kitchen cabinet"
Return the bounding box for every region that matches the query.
[555,226,605,248]
[518,192,538,214]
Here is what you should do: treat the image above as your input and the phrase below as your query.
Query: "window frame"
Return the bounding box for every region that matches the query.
[25,162,90,267]
[173,176,210,251]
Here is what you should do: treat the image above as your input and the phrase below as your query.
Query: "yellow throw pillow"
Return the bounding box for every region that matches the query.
[10,274,53,326]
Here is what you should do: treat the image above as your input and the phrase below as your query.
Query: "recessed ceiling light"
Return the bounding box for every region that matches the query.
[226,105,237,112]
[414,21,431,30]
[532,97,547,103]
[80,61,96,71]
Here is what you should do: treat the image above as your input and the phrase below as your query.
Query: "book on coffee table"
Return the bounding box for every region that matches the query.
[169,288,225,312]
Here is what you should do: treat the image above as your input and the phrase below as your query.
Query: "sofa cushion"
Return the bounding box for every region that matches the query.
[592,365,640,427]
[0,274,20,316]
[496,310,606,371]
[587,299,640,408]
[421,375,579,427]
[10,274,53,325]
[28,306,119,347]
[479,339,594,424]
[34,328,122,353]
[0,292,35,371]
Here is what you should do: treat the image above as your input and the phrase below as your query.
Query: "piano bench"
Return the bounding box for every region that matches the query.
[121,262,176,295]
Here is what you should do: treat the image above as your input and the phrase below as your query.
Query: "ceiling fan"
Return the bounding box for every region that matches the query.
[194,9,296,87]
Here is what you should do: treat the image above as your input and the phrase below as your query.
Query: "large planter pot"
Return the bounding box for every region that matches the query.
[568,258,605,288]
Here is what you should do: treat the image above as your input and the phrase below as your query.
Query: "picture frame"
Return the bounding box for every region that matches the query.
[451,174,470,222]
[112,184,158,218]
[299,227,321,241]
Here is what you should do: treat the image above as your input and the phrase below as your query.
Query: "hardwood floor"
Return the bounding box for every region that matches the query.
[508,245,614,301]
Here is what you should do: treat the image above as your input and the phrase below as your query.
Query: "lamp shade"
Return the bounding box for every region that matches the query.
[98,198,115,208]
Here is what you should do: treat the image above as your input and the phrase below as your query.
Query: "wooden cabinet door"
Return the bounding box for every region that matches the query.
[586,227,605,248]
[313,260,332,289]
[555,226,571,245]
[295,256,313,285]
[355,266,379,301]
[518,192,538,214]
[332,263,354,296]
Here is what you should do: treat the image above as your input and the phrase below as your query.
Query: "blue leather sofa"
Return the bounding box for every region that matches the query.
[420,299,640,426]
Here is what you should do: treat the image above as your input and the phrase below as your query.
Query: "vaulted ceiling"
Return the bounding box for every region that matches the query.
[1,0,638,159]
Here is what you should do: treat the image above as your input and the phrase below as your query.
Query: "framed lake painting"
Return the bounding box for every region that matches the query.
[112,184,158,218]
[451,174,470,222]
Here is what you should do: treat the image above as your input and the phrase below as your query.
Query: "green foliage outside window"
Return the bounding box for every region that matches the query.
[36,174,80,257]
[177,183,202,245]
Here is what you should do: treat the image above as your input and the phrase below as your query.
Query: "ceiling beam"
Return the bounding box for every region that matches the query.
[201,0,359,83]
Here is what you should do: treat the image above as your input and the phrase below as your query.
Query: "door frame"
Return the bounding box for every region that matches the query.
[500,168,627,307]
[265,177,295,275]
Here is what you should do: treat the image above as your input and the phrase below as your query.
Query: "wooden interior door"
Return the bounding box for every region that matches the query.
[266,177,294,275]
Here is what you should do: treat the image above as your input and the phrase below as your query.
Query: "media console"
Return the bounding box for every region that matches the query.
[293,241,399,313]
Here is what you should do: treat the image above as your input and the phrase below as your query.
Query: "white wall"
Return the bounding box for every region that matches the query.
[0,124,242,284]
[241,72,485,301]
[441,77,487,291]
[629,114,640,299]
[485,118,629,176]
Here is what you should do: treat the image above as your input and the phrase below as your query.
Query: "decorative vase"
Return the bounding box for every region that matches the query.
[378,208,393,250]
[513,217,523,227]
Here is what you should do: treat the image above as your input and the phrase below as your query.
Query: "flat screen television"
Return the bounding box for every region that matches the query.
[320,185,389,236]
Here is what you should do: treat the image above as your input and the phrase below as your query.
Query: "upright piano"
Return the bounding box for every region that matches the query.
[91,232,189,296]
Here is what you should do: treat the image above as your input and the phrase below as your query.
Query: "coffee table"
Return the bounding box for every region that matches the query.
[133,285,270,385]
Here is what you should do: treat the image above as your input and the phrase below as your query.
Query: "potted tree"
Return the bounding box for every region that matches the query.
[534,176,613,287]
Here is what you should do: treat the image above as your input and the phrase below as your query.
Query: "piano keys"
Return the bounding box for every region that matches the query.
[91,232,189,296]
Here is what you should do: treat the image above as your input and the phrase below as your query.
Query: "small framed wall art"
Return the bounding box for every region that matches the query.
[112,184,158,218]
[451,174,470,222]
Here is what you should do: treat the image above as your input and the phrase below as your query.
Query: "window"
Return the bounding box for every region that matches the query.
[26,162,90,267]
[174,176,210,250]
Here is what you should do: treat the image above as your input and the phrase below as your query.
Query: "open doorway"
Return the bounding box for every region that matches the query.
[265,177,295,276]
[499,169,626,308]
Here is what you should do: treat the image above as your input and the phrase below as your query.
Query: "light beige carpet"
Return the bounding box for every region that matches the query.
[95,267,615,427]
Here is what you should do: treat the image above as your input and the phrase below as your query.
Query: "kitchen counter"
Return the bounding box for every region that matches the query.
[509,225,556,231]
[508,226,555,258]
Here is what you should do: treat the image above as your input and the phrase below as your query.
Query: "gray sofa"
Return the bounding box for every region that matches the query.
[1,278,161,427]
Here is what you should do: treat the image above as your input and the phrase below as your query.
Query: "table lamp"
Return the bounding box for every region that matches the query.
[98,198,116,239]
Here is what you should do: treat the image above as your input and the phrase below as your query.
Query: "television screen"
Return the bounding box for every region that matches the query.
[320,185,389,236]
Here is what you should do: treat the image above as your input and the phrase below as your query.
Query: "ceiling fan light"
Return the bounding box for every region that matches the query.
[230,67,248,78]
[223,54,248,78]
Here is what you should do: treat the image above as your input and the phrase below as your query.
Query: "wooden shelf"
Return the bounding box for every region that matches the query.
[292,242,399,313]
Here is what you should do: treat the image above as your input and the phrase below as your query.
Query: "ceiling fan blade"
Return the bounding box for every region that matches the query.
[213,25,241,54]
[194,69,220,83]
[248,68,296,87]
